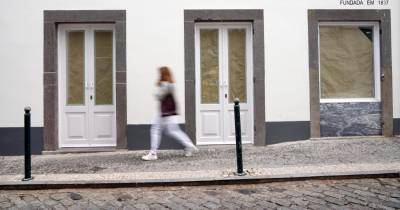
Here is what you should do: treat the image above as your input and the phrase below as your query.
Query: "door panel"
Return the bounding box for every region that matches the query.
[59,24,116,148]
[93,114,113,137]
[196,23,253,145]
[201,111,222,136]
[66,113,87,139]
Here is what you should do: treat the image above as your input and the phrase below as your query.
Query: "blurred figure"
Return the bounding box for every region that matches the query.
[142,66,198,161]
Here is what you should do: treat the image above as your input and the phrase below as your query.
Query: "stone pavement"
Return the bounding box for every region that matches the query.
[0,137,399,185]
[0,177,399,209]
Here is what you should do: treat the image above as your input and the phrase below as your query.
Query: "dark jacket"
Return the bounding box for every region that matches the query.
[157,82,177,117]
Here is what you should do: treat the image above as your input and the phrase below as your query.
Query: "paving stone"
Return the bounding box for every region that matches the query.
[164,201,187,210]
[289,205,308,210]
[308,204,331,210]
[255,200,278,209]
[326,203,347,210]
[202,201,221,209]
[134,203,150,210]
[270,197,291,207]
[290,197,309,206]
[50,193,69,201]
[304,196,327,205]
[122,205,136,210]
[0,201,13,208]
[344,196,368,205]
[378,194,400,202]
[149,203,168,210]
[323,191,345,199]
[115,193,133,202]
[368,202,396,210]
[347,184,369,191]
[69,192,82,200]
[382,200,400,209]
[277,206,293,210]
[324,196,348,206]
[0,196,8,203]
[353,189,377,198]
[19,194,36,202]
[378,178,400,187]
[183,202,202,210]
[284,190,303,197]
[53,204,66,210]
[220,200,238,209]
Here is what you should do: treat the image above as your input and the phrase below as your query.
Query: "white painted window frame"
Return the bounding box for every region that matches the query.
[318,22,381,103]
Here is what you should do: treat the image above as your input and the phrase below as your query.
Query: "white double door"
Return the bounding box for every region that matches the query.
[58,24,116,147]
[195,23,254,145]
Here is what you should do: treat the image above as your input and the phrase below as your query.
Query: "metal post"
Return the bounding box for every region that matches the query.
[22,107,33,181]
[234,99,246,176]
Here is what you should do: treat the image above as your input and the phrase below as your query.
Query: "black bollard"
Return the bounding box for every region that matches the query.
[22,107,33,181]
[233,99,246,176]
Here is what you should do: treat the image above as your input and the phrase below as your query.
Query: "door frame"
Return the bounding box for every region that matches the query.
[58,24,117,148]
[194,22,254,145]
[184,10,266,146]
[43,10,127,151]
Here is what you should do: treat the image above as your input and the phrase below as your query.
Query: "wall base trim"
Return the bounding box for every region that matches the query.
[265,121,310,145]
[0,127,43,156]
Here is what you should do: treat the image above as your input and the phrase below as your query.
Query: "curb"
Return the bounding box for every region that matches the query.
[0,171,399,190]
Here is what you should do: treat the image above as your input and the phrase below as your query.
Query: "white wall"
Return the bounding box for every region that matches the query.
[0,0,398,127]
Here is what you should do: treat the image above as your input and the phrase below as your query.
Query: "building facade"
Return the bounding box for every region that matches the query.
[0,0,399,155]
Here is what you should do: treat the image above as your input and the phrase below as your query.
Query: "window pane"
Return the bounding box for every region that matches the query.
[228,29,247,103]
[95,31,113,105]
[200,29,219,104]
[67,31,85,105]
[320,26,374,99]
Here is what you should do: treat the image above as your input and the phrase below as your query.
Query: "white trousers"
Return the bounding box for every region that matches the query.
[150,116,194,153]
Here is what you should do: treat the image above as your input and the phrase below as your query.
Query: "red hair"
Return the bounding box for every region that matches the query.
[158,66,174,85]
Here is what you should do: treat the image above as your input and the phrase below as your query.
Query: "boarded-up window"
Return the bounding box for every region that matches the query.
[319,26,374,99]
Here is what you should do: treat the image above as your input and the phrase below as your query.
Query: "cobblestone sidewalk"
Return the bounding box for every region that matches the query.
[0,137,399,175]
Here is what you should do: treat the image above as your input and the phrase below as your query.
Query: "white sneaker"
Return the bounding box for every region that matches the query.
[184,146,199,157]
[141,153,157,161]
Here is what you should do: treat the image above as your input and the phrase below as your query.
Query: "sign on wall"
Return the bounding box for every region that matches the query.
[339,0,389,5]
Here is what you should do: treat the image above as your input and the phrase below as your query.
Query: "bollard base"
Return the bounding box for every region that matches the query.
[21,177,33,182]
[234,172,247,176]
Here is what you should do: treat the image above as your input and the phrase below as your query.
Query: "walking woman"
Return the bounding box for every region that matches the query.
[142,66,198,161]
